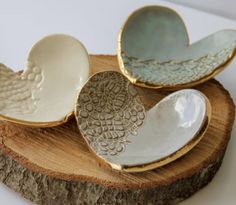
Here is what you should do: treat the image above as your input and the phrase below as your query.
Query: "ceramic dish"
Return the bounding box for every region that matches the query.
[75,71,211,172]
[0,34,90,127]
[118,6,236,89]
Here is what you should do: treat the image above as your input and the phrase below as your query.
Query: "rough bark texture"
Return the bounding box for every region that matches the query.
[0,55,235,205]
[0,149,225,205]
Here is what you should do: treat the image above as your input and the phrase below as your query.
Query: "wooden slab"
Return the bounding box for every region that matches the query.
[0,55,235,205]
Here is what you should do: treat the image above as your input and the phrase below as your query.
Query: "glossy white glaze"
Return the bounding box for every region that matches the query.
[107,89,207,167]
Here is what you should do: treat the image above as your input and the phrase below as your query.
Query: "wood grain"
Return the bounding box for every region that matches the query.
[0,55,235,205]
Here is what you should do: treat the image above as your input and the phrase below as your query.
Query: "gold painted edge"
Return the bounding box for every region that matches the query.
[0,111,74,127]
[117,5,236,90]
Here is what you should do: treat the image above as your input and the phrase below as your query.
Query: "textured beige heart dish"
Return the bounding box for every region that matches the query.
[75,71,211,172]
[0,34,90,127]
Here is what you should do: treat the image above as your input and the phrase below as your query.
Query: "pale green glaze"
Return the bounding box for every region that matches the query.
[122,6,189,60]
[119,6,236,87]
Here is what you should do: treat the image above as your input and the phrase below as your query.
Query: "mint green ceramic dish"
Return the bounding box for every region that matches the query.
[118,6,236,89]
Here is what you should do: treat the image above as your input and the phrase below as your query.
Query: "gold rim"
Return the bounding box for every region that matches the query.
[0,111,74,127]
[117,5,236,90]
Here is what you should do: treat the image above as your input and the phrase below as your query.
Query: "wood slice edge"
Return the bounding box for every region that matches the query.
[0,77,235,189]
[0,54,235,204]
[0,142,227,205]
[0,79,235,205]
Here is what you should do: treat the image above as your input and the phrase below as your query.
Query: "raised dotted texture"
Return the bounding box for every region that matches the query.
[122,43,236,86]
[76,71,146,157]
[0,61,43,116]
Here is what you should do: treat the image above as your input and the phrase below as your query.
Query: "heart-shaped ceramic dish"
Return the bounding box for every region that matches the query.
[0,34,90,127]
[118,6,236,89]
[75,71,211,172]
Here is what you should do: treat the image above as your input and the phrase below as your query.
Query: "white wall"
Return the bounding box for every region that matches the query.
[167,0,236,20]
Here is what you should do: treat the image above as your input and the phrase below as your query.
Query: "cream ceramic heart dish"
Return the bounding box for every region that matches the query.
[0,34,90,126]
[118,6,236,89]
[75,71,211,172]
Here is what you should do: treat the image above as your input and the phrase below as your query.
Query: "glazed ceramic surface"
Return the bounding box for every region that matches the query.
[0,34,90,126]
[75,71,211,172]
[118,6,236,89]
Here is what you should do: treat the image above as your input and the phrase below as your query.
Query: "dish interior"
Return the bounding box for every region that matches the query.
[119,6,236,86]
[0,34,90,124]
[107,89,207,167]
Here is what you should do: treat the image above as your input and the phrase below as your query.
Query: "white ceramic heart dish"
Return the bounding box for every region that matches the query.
[0,34,90,127]
[75,71,211,172]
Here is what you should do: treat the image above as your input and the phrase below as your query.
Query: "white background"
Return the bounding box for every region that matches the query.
[168,0,236,20]
[0,0,236,204]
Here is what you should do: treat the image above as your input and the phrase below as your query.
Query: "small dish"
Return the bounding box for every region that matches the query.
[0,34,90,127]
[75,71,211,172]
[118,6,236,89]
